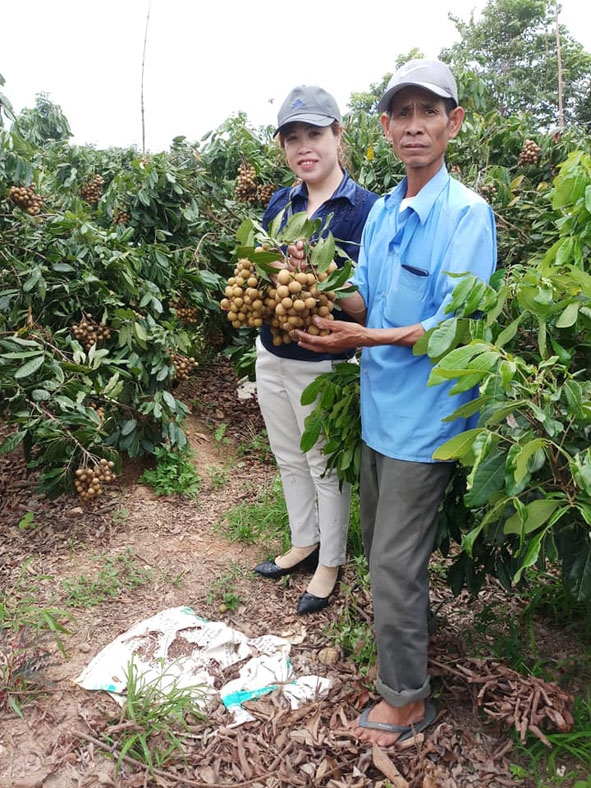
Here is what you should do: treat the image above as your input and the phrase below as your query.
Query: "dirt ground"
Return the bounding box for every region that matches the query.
[0,358,588,787]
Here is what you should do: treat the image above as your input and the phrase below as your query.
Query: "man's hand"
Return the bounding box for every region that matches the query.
[292,317,364,353]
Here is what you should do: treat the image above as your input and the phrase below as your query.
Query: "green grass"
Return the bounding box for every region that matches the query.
[206,562,245,611]
[1,564,71,717]
[102,657,208,775]
[138,445,201,499]
[61,549,154,608]
[512,693,591,786]
[217,474,290,550]
[207,463,229,490]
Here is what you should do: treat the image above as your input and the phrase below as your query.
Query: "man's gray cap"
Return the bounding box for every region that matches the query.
[274,85,341,137]
[377,59,458,113]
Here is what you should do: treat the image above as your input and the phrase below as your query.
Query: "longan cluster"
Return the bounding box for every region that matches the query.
[90,402,106,423]
[256,183,276,207]
[74,458,116,502]
[71,315,112,349]
[113,207,130,225]
[267,264,338,346]
[479,182,497,200]
[220,258,339,345]
[170,352,198,381]
[7,185,43,215]
[519,139,542,166]
[80,174,105,204]
[220,258,271,329]
[235,163,258,203]
[171,297,199,325]
[449,164,462,180]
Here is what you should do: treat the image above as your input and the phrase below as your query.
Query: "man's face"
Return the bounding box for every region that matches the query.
[380,87,464,185]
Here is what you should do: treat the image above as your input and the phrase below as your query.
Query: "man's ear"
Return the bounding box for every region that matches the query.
[448,106,465,139]
[380,113,391,138]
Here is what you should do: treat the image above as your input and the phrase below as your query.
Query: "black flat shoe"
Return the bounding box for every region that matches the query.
[297,590,330,615]
[254,546,319,580]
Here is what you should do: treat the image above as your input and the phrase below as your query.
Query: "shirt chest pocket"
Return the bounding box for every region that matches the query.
[384,264,431,326]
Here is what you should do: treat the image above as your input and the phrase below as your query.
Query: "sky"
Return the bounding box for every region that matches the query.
[2,0,590,153]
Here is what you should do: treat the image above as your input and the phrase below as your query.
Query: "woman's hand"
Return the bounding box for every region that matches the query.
[286,239,307,271]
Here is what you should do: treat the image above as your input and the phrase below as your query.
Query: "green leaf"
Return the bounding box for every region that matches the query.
[311,234,336,272]
[465,450,506,507]
[14,355,44,379]
[555,301,580,328]
[427,318,460,359]
[121,419,137,436]
[513,439,547,485]
[162,391,176,410]
[504,499,562,535]
[0,430,26,454]
[432,428,483,461]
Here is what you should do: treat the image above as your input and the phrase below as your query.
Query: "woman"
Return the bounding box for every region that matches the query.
[253,85,379,614]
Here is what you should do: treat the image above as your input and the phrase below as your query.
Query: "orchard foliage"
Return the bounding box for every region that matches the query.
[2,51,591,602]
[0,98,290,497]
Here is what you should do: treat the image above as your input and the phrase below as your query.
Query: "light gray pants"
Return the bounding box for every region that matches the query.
[360,443,452,707]
[255,340,351,567]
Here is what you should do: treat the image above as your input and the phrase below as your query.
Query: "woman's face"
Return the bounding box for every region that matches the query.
[281,122,341,186]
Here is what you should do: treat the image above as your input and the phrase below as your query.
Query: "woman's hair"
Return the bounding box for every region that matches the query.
[277,120,351,170]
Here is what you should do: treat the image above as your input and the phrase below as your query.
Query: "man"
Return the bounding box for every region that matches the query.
[293,59,497,746]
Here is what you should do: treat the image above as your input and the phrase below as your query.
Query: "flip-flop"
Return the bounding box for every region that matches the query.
[358,701,437,743]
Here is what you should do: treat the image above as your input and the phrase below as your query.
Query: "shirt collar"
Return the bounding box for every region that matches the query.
[291,169,357,205]
[385,164,449,223]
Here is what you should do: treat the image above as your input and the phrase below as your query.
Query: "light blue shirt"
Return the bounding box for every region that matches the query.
[352,165,497,462]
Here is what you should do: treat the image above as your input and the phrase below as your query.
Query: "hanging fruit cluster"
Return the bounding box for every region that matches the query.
[74,458,116,502]
[71,315,112,349]
[256,183,276,207]
[170,297,199,326]
[113,207,130,225]
[235,162,257,203]
[220,258,270,329]
[449,164,462,180]
[267,264,338,346]
[90,402,105,423]
[7,185,44,215]
[220,257,339,346]
[170,352,198,381]
[478,182,497,201]
[80,174,105,204]
[518,139,542,166]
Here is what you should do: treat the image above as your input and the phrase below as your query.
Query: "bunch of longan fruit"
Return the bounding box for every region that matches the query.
[74,458,116,502]
[220,257,339,346]
[71,315,112,349]
[267,263,338,346]
[7,184,44,215]
[171,297,199,326]
[518,139,542,166]
[80,174,105,204]
[113,207,130,225]
[256,183,276,207]
[235,163,257,203]
[220,258,271,329]
[170,352,198,381]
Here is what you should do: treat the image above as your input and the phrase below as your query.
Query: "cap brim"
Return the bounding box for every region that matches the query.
[273,113,337,137]
[377,81,457,113]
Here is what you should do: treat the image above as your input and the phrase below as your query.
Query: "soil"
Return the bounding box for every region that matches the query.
[0,358,588,788]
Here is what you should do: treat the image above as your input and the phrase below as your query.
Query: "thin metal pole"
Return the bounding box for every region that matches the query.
[141,1,152,154]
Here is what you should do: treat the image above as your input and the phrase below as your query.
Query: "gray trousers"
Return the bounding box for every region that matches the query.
[360,443,452,707]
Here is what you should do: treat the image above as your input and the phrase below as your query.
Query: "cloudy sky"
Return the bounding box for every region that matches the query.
[2,0,590,152]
